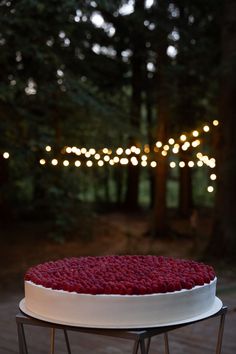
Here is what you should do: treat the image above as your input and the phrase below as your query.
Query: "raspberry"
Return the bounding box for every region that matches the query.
[25,255,216,295]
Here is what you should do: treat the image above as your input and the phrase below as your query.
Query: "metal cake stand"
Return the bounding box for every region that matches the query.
[16,305,227,354]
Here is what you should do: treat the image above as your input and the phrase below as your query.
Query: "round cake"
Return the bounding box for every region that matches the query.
[22,255,220,328]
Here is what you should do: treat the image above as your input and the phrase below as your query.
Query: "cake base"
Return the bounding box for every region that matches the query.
[19,297,222,329]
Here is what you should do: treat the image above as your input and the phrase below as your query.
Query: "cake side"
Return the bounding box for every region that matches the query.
[24,278,217,327]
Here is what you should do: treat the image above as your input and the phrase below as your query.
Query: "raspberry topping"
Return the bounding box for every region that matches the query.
[25,255,215,295]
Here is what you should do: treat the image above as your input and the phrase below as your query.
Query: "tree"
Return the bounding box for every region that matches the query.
[208,0,236,259]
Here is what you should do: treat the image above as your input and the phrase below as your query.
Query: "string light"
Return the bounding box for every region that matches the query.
[104,155,110,162]
[179,161,185,168]
[116,147,123,155]
[109,159,115,165]
[113,156,119,163]
[203,125,210,132]
[163,144,170,151]
[156,141,162,148]
[76,149,81,155]
[71,147,77,153]
[192,139,200,147]
[103,148,109,154]
[192,130,199,137]
[81,148,87,154]
[197,160,203,167]
[45,146,51,152]
[63,160,69,166]
[141,155,147,161]
[144,144,150,153]
[182,142,190,151]
[75,160,81,167]
[168,138,175,145]
[188,161,194,168]
[85,152,91,158]
[131,146,137,153]
[125,148,131,155]
[94,153,100,160]
[131,157,138,166]
[89,148,96,155]
[141,160,147,167]
[98,160,104,167]
[150,161,157,168]
[39,159,46,165]
[180,134,187,142]
[207,186,214,193]
[3,152,10,159]
[86,160,93,167]
[210,173,217,180]
[170,161,176,168]
[66,147,72,153]
[196,152,203,159]
[120,158,128,165]
[135,147,141,154]
[161,150,168,156]
[213,120,219,126]
[51,159,58,166]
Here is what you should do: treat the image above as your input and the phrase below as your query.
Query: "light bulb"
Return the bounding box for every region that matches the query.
[168,138,175,145]
[63,160,69,166]
[3,152,10,159]
[51,159,58,166]
[179,161,185,168]
[45,145,51,152]
[86,160,93,167]
[150,161,157,168]
[213,120,219,126]
[210,173,217,180]
[203,125,210,132]
[75,160,81,167]
[98,160,104,167]
[207,186,214,193]
[192,130,199,137]
[39,159,46,165]
[155,141,162,148]
[170,161,176,168]
[180,134,187,141]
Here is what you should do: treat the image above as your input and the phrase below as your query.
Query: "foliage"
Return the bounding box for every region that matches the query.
[0,0,221,240]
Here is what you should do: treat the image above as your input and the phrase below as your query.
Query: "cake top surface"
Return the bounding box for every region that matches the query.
[25,255,215,295]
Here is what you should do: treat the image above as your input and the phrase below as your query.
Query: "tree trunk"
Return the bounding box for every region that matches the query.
[178,153,193,217]
[207,0,236,259]
[151,0,169,237]
[125,1,144,210]
[152,98,169,236]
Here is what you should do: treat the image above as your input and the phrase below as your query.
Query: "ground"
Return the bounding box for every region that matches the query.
[0,210,235,291]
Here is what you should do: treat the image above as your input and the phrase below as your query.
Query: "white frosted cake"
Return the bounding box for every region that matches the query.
[22,255,220,328]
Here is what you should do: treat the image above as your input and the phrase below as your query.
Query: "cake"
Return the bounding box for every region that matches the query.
[22,255,220,328]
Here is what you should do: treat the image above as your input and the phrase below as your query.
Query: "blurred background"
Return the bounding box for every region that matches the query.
[0,1,236,352]
[0,0,236,287]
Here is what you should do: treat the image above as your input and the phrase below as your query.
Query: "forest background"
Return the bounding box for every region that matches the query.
[0,0,236,276]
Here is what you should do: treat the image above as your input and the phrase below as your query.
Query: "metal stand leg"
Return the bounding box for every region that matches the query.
[132,339,140,354]
[164,333,170,354]
[145,337,151,354]
[140,339,147,354]
[216,311,226,354]
[63,329,72,354]
[17,323,28,354]
[50,328,55,354]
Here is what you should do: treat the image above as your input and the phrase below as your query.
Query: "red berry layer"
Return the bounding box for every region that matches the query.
[25,255,215,295]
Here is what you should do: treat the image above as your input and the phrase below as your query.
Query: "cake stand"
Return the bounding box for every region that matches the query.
[16,303,227,354]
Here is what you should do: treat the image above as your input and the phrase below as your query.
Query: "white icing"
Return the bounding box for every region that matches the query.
[24,278,217,327]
